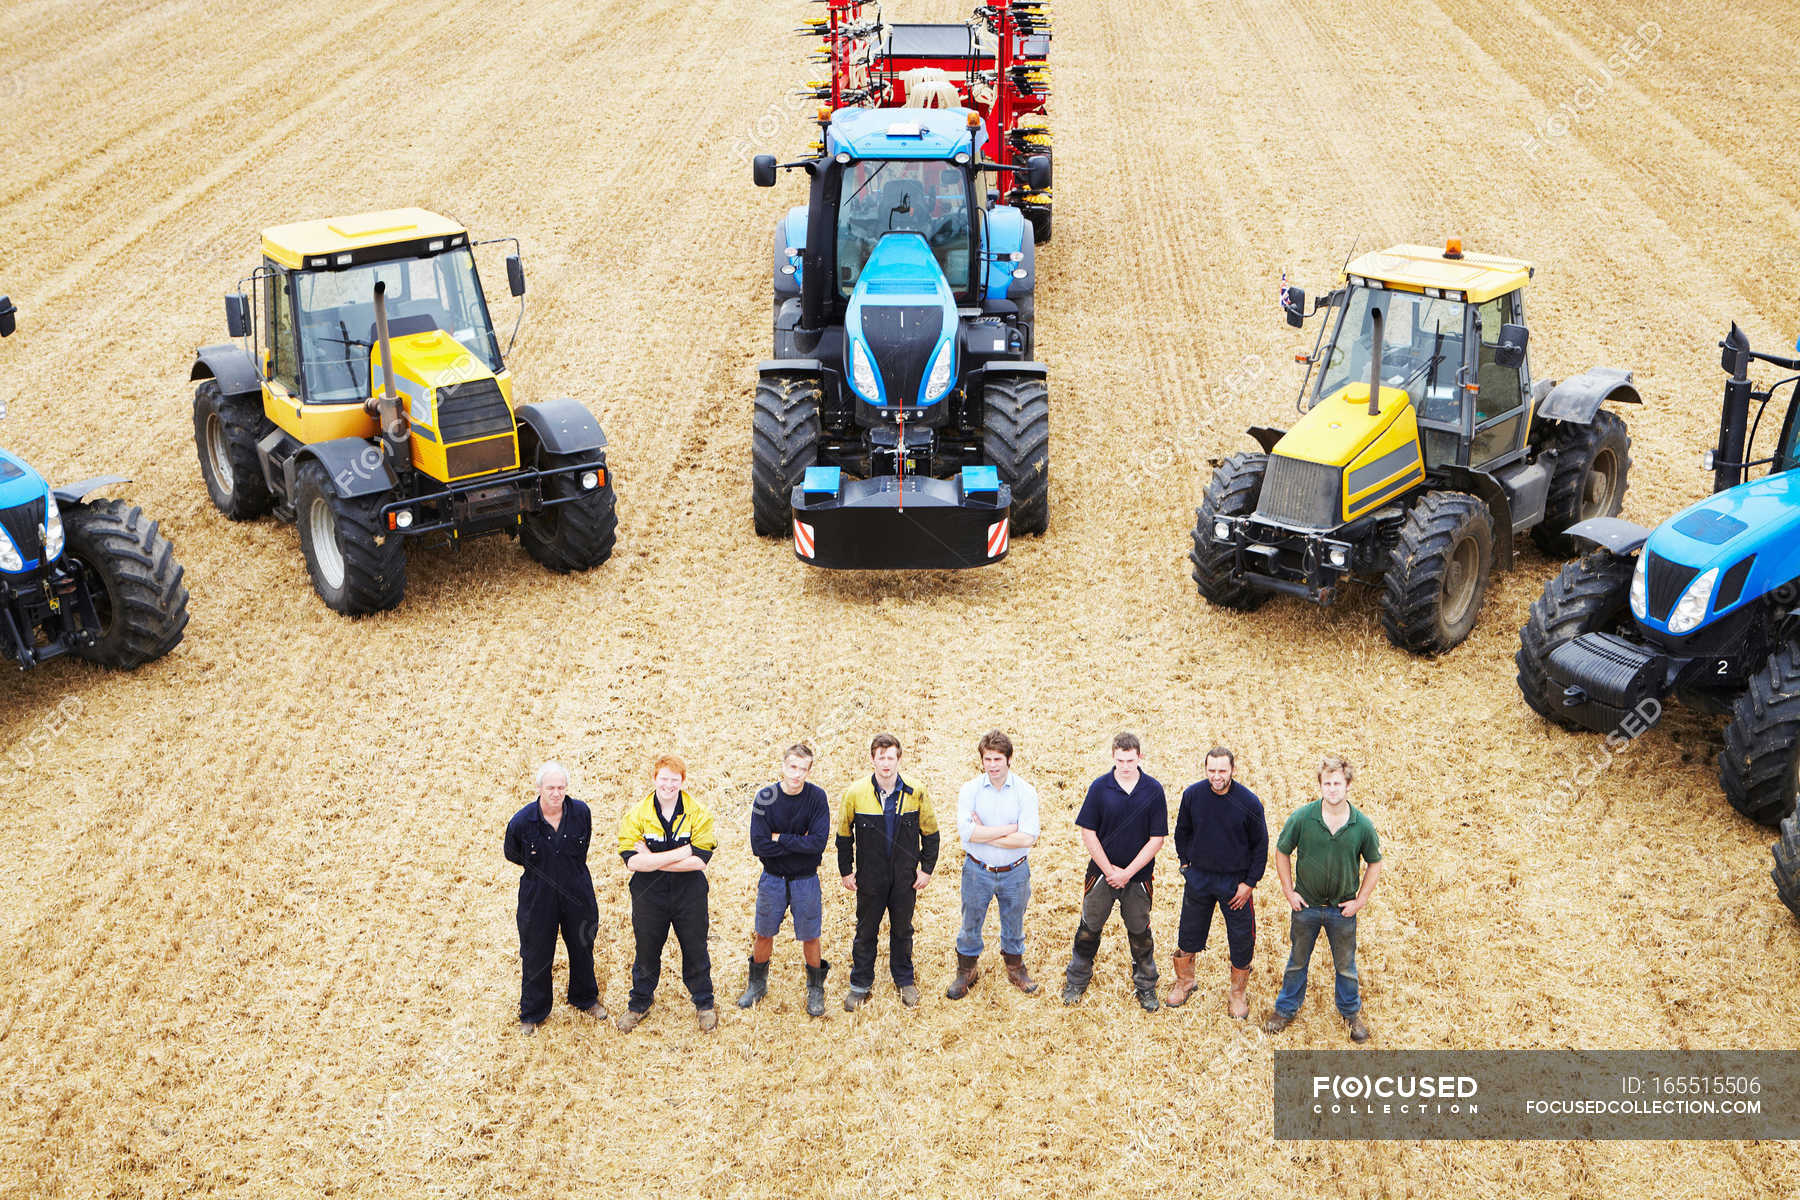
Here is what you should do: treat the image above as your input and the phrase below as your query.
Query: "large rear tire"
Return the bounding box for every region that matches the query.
[1721,645,1800,826]
[61,498,188,669]
[1772,811,1800,921]
[294,460,404,615]
[521,453,617,573]
[1189,452,1269,612]
[193,379,274,520]
[752,373,822,537]
[981,373,1050,535]
[1515,550,1637,726]
[1380,491,1493,655]
[1531,410,1631,557]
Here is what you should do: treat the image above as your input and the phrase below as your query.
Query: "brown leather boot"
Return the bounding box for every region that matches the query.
[1165,951,1198,1007]
[1228,966,1250,1019]
[1002,953,1039,994]
[945,953,980,1000]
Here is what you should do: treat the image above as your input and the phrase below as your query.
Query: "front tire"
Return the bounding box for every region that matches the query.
[981,372,1050,535]
[1721,645,1800,826]
[1189,452,1269,612]
[193,379,274,520]
[1531,410,1631,557]
[1380,491,1493,655]
[294,460,404,615]
[521,453,618,573]
[62,498,189,669]
[1773,811,1800,920]
[1515,550,1637,726]
[752,373,822,537]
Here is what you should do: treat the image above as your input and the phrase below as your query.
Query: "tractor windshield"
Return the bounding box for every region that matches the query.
[835,159,972,297]
[1318,287,1467,422]
[292,248,503,403]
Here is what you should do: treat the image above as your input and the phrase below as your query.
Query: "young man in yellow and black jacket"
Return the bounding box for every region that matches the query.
[617,754,720,1032]
[837,732,939,1010]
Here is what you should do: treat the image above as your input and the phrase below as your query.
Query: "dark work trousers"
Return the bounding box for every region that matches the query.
[850,866,919,990]
[1065,873,1158,992]
[628,872,714,1012]
[517,878,599,1024]
[1177,868,1256,968]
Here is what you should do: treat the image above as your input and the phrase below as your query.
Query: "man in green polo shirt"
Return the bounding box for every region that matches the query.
[1262,755,1383,1042]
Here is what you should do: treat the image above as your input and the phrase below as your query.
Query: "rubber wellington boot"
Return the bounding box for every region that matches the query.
[945,953,980,1000]
[1002,953,1039,994]
[1165,952,1198,1007]
[805,960,831,1017]
[736,957,770,1009]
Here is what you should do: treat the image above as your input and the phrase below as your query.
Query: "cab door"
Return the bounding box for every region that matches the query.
[261,266,303,425]
[1471,289,1530,468]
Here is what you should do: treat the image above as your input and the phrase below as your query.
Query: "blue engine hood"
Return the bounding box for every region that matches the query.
[1642,469,1800,623]
[845,233,958,408]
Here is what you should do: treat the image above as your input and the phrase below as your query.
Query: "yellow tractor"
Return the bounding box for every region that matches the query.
[190,209,616,614]
[1190,241,1638,654]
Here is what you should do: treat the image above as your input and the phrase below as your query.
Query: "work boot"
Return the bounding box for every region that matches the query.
[736,957,770,1009]
[945,953,981,1000]
[844,987,870,1012]
[1003,953,1039,994]
[1262,1011,1294,1035]
[1345,1012,1371,1043]
[1165,952,1198,1008]
[1136,987,1160,1013]
[697,1007,718,1032]
[616,1009,647,1033]
[518,1019,539,1037]
[898,984,920,1007]
[805,960,831,1018]
[1228,967,1251,1020]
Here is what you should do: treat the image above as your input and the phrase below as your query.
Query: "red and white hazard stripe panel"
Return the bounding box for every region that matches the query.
[793,519,816,559]
[987,518,1009,558]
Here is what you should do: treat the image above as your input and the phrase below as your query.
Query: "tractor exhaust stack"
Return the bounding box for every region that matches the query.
[369,282,412,456]
[1716,323,1752,494]
[1367,304,1385,417]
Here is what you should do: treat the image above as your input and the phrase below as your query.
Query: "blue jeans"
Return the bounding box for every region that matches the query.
[956,856,1030,957]
[1274,904,1359,1017]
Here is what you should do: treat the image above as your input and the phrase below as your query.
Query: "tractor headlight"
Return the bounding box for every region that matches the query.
[43,494,63,561]
[393,509,415,530]
[1327,545,1349,569]
[1666,567,1717,635]
[1629,554,1648,619]
[1213,519,1231,541]
[850,339,879,400]
[922,339,955,403]
[0,524,20,573]
[580,470,599,491]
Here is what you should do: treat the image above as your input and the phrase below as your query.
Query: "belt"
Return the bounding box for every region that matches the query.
[966,852,1025,874]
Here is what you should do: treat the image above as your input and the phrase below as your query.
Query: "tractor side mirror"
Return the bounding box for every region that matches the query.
[505,254,526,298]
[753,154,777,188]
[1025,154,1051,192]
[1282,286,1307,329]
[1494,323,1529,369]
[0,296,15,338]
[224,293,251,339]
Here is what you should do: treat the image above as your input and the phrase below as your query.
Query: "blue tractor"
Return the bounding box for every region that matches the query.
[750,107,1050,568]
[1517,324,1800,826]
[0,297,189,670]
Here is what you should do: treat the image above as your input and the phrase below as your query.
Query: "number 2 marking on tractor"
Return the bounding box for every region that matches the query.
[1717,660,1730,675]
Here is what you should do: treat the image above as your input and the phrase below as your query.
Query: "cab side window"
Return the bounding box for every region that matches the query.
[265,271,300,396]
[1471,291,1526,465]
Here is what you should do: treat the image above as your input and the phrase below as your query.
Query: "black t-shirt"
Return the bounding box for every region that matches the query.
[1075,771,1169,884]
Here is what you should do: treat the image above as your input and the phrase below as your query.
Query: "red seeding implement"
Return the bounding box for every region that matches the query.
[797,1,1053,242]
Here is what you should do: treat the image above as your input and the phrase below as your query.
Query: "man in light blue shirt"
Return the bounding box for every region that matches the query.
[948,730,1041,998]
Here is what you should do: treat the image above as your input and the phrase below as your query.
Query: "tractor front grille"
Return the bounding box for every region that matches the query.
[436,378,513,443]
[446,434,518,480]
[0,496,47,564]
[1644,551,1701,622]
[1255,458,1341,530]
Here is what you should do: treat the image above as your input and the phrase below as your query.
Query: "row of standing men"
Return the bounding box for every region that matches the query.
[503,731,1384,1039]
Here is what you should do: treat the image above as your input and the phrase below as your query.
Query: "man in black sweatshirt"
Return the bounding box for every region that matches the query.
[738,743,834,1016]
[1168,746,1267,1018]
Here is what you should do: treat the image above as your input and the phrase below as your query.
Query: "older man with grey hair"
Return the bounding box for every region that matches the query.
[504,761,605,1033]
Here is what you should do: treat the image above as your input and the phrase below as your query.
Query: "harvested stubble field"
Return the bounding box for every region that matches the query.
[1,0,1798,1195]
